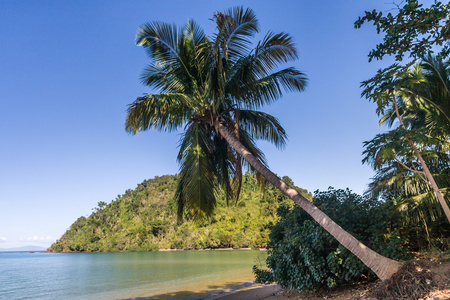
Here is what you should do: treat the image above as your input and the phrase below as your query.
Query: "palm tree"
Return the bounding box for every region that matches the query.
[387,56,450,135]
[362,57,450,222]
[126,7,401,280]
[363,126,450,225]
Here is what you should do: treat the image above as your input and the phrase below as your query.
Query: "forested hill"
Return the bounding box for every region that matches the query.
[48,174,311,252]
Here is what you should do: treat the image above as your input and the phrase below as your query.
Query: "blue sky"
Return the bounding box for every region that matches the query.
[0,0,398,248]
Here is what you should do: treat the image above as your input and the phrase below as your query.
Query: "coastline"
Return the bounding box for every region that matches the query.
[47,247,267,253]
[159,247,266,252]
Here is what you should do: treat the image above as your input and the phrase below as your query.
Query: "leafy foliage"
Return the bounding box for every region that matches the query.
[48,174,312,252]
[361,55,450,223]
[254,188,410,291]
[361,56,450,134]
[355,0,450,61]
[254,188,450,291]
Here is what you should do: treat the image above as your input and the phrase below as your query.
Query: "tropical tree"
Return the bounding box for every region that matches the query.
[126,7,401,280]
[355,0,450,61]
[361,57,450,222]
[363,127,450,225]
[380,56,450,135]
[356,0,450,223]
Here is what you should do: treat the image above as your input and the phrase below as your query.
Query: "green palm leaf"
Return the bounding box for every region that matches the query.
[225,32,306,108]
[244,68,307,109]
[176,122,217,221]
[213,6,259,61]
[251,32,299,74]
[126,93,192,133]
[211,133,234,205]
[239,110,287,149]
[136,22,191,77]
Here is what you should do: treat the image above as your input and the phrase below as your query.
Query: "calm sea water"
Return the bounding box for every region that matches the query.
[0,250,266,300]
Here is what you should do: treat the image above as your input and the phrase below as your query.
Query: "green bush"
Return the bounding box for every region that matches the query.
[254,188,409,291]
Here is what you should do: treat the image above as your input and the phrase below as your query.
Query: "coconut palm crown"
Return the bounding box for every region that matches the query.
[374,56,450,137]
[126,7,403,281]
[126,7,307,221]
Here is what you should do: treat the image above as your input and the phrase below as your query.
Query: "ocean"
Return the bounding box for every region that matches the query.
[0,250,266,300]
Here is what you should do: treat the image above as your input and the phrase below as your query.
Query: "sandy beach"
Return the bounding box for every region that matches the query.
[213,282,377,300]
[215,283,282,300]
[213,275,450,300]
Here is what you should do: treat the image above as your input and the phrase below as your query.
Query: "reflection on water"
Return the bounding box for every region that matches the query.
[0,250,266,300]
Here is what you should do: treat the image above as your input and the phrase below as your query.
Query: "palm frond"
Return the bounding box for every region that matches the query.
[213,6,259,61]
[225,32,304,105]
[239,110,287,149]
[249,31,299,75]
[125,93,192,133]
[176,122,217,222]
[366,158,449,224]
[179,19,211,88]
[370,56,450,134]
[136,22,190,75]
[211,132,234,205]
[140,62,187,93]
[239,68,307,109]
[363,125,450,224]
[138,20,212,98]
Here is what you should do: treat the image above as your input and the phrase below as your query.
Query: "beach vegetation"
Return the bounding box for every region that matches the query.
[361,55,450,222]
[254,188,449,290]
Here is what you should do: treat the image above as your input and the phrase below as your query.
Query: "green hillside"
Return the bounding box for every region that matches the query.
[48,174,311,252]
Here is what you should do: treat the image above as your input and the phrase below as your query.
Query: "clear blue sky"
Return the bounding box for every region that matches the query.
[1,0,397,248]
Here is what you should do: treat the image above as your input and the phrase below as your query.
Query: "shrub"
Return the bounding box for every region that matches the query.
[254,188,409,291]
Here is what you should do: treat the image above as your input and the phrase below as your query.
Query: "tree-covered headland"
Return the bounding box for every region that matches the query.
[48,174,311,252]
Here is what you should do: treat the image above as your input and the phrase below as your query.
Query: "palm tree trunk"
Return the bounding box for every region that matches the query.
[215,121,401,280]
[410,145,450,222]
[391,95,450,223]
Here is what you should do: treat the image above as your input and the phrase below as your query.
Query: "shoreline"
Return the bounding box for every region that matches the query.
[47,247,267,253]
[159,247,267,252]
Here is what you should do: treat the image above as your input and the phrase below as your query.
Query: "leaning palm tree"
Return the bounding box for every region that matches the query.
[126,7,401,280]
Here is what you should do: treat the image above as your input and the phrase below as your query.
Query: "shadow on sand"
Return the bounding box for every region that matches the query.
[118,281,256,300]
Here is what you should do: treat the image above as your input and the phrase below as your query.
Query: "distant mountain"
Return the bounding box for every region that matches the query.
[49,174,312,252]
[0,245,47,252]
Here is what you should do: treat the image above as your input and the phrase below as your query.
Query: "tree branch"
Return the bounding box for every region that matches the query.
[393,155,425,175]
